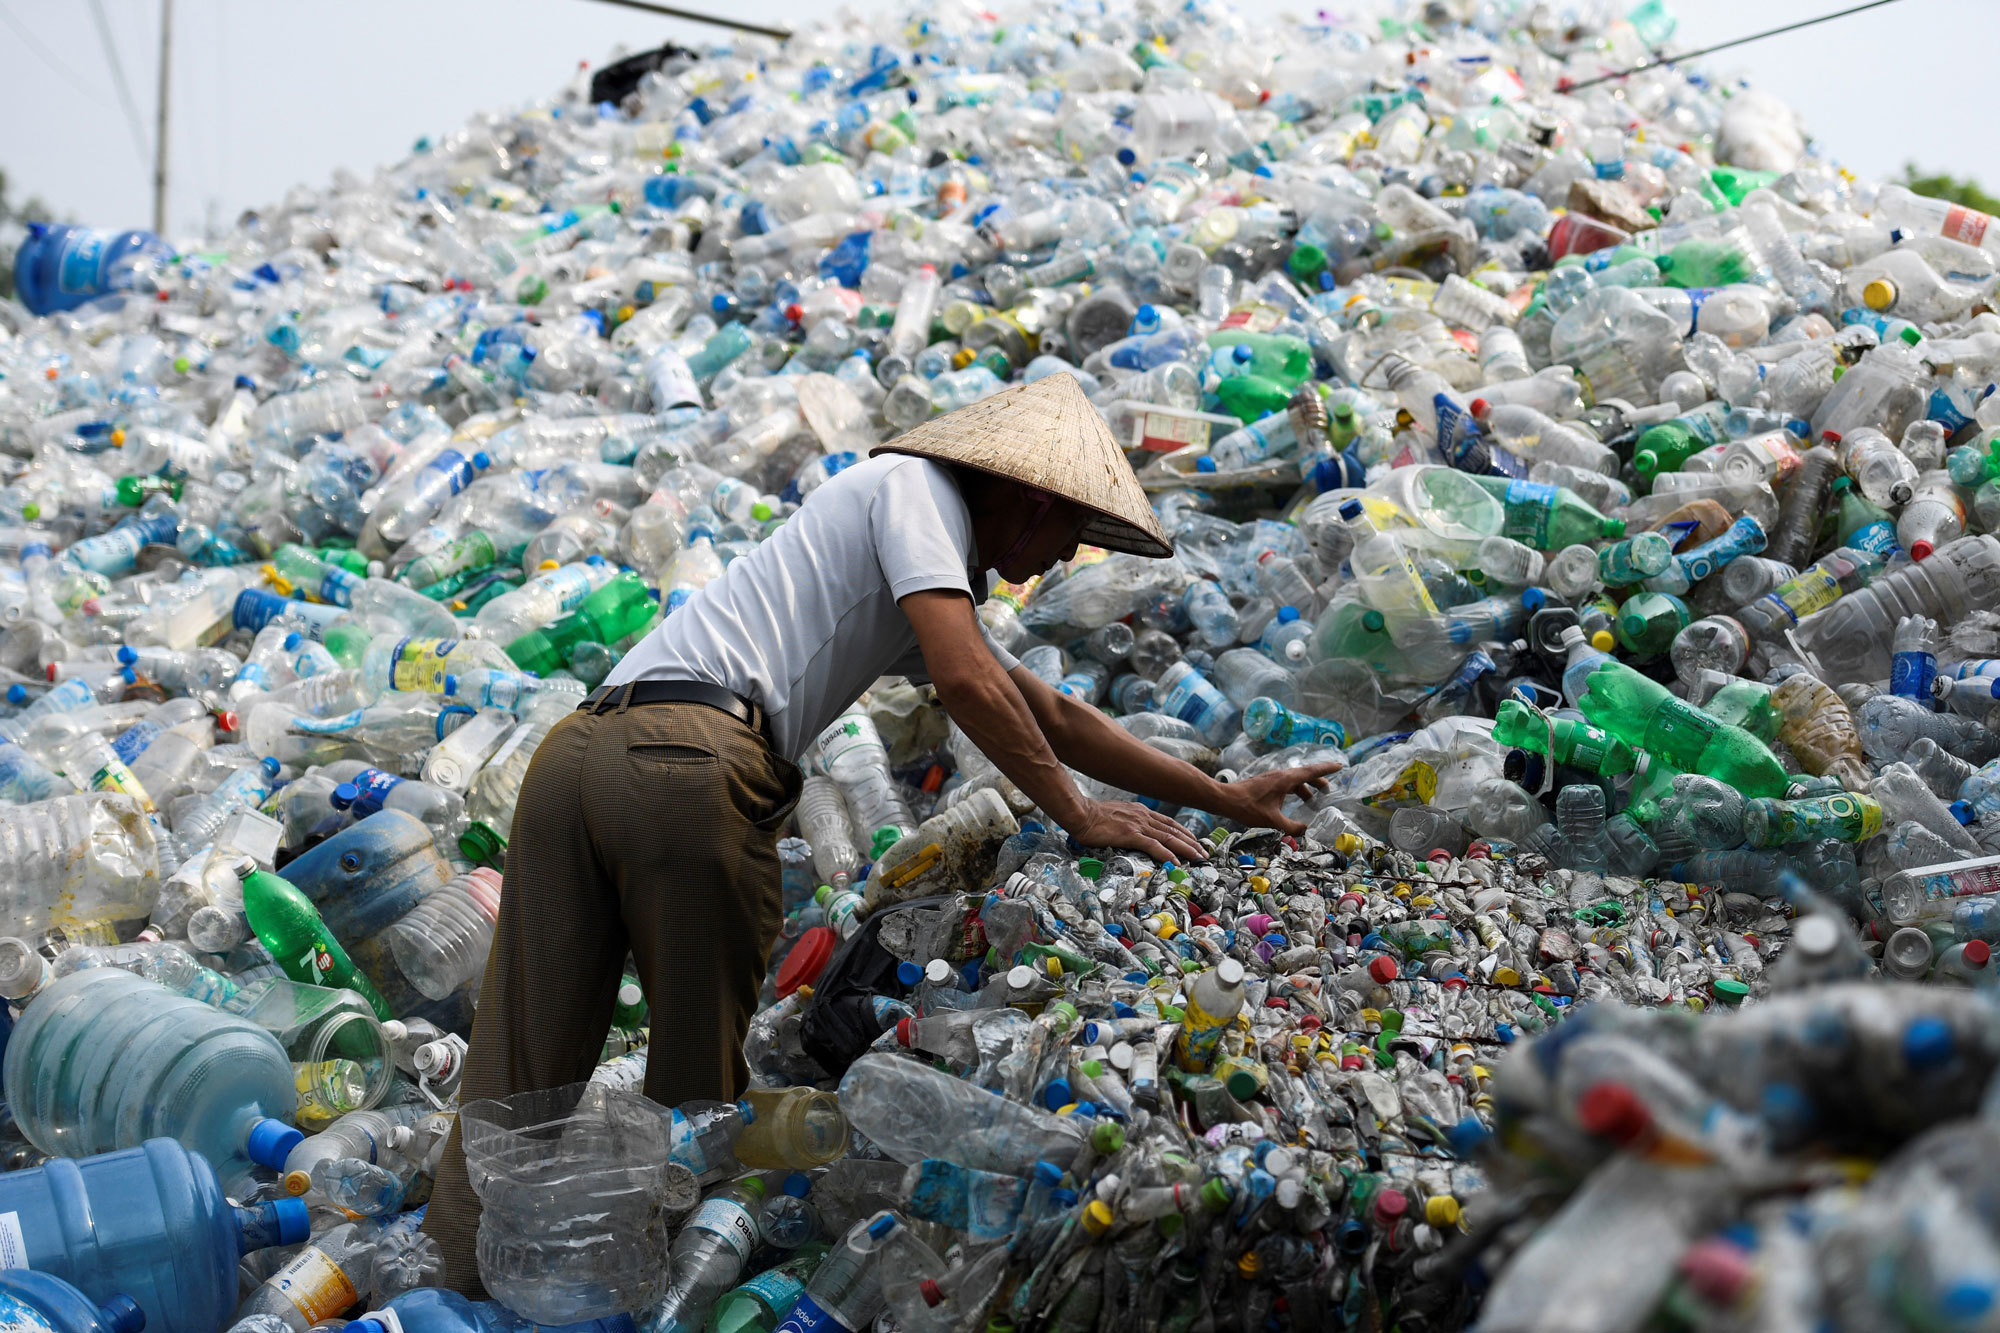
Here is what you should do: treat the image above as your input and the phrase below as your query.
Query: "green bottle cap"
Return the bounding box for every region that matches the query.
[1200,1177,1233,1212]
[1225,1067,1261,1100]
[1713,977,1750,1005]
[459,821,506,866]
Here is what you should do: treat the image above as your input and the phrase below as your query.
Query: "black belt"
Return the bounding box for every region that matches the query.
[579,680,770,741]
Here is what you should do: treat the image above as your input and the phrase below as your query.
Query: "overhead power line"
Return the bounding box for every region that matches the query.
[1564,0,1905,92]
[579,0,792,43]
[0,2,102,107]
[87,0,154,166]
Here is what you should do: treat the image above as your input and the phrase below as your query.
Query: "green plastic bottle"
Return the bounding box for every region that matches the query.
[271,544,364,608]
[1703,677,1782,742]
[1491,698,1642,776]
[1212,373,1294,425]
[1615,591,1691,658]
[1632,402,1730,483]
[1832,477,1901,559]
[1206,331,1313,385]
[505,570,658,675]
[1558,626,1789,797]
[239,862,393,1021]
[1466,475,1624,549]
[115,474,183,507]
[398,529,506,591]
[1654,238,1758,289]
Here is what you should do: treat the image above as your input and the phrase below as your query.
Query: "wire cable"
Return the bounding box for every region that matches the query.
[1563,0,1905,92]
[0,1,102,107]
[578,0,791,42]
[87,0,154,166]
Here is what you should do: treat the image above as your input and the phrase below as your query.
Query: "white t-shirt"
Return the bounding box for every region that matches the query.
[604,454,1019,761]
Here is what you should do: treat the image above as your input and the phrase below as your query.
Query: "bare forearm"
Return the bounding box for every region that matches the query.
[934,670,1092,829]
[1041,692,1229,813]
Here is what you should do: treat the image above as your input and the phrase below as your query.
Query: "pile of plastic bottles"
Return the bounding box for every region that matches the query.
[15,0,2000,1328]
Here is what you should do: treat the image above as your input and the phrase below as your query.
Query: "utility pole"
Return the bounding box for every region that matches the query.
[153,0,172,235]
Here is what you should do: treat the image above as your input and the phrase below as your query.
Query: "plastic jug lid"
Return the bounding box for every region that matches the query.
[1968,941,1992,967]
[1277,605,1300,622]
[776,926,835,998]
[246,1117,305,1170]
[272,1196,311,1244]
[331,784,360,810]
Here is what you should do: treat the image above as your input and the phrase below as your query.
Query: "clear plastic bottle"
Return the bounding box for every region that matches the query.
[1792,536,2000,684]
[382,868,502,1001]
[814,706,917,858]
[459,693,574,865]
[230,1220,378,1332]
[646,1177,769,1333]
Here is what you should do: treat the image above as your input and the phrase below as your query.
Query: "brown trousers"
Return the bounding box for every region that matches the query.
[422,694,802,1296]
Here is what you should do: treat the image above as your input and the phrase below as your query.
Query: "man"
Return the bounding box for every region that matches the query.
[423,372,1338,1292]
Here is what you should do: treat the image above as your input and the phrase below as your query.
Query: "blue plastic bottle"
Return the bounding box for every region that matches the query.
[0,1139,310,1333]
[347,1288,637,1333]
[11,223,169,316]
[0,1272,143,1333]
[2,968,300,1185]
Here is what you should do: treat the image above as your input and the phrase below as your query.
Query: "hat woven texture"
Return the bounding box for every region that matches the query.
[872,373,1174,558]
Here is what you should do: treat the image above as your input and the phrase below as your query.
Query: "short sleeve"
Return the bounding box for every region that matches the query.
[872,459,978,602]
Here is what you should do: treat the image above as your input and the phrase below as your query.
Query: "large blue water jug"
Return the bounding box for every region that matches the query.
[348,1288,637,1333]
[2,968,300,1186]
[11,223,169,316]
[0,1139,310,1333]
[0,1272,143,1333]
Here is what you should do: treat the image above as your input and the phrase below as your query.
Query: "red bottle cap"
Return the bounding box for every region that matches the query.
[775,926,836,998]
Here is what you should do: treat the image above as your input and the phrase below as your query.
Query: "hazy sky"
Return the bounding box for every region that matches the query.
[0,0,1988,240]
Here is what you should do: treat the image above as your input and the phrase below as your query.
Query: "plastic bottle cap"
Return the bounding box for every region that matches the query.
[867,1214,898,1239]
[1367,956,1398,984]
[1968,941,1992,968]
[1953,800,1977,825]
[1424,1195,1460,1227]
[1577,1081,1651,1143]
[271,1196,311,1244]
[1216,957,1245,987]
[1712,977,1749,1005]
[246,1117,305,1170]
[1277,605,1299,623]
[896,960,924,986]
[331,783,359,811]
[775,925,836,997]
[924,957,953,984]
[443,674,460,695]
[1589,629,1617,652]
[283,1169,313,1196]
[1913,540,1935,560]
[1008,963,1037,989]
[618,980,644,1008]
[783,1171,812,1197]
[1862,278,1896,310]
[1469,398,1489,417]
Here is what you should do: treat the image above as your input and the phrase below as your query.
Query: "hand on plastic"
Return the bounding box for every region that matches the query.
[1069,799,1209,864]
[1214,762,1342,837]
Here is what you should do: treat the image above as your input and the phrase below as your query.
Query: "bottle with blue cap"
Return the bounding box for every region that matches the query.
[0,1272,145,1333]
[346,1287,636,1333]
[359,446,493,557]
[172,755,283,856]
[2,967,301,1189]
[771,1211,909,1333]
[0,1137,311,1333]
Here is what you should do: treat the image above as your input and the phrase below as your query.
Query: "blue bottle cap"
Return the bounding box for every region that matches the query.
[1112,1000,1138,1019]
[234,375,256,391]
[1050,1188,1079,1208]
[867,1214,899,1239]
[443,674,460,695]
[783,1171,812,1198]
[1522,588,1547,613]
[587,553,607,565]
[5,684,23,705]
[347,1322,392,1333]
[332,783,359,811]
[1035,1160,1065,1186]
[896,960,923,986]
[1043,1077,1072,1110]
[1195,456,1217,473]
[117,645,138,664]
[246,1117,305,1170]
[1905,1016,1955,1070]
[472,451,492,470]
[284,632,302,651]
[1952,800,1977,825]
[1277,606,1299,623]
[273,1196,311,1245]
[260,756,282,779]
[99,1296,146,1333]
[1338,499,1363,520]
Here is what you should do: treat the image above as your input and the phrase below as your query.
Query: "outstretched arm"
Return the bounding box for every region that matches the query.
[902,588,1208,863]
[901,589,1337,855]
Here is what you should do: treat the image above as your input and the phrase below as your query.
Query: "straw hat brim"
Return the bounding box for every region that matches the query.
[871,373,1175,559]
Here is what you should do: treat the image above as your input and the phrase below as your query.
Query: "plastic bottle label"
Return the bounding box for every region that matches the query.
[270,1246,360,1322]
[1847,519,1899,559]
[391,638,459,692]
[777,1292,858,1333]
[0,1291,58,1333]
[533,564,597,613]
[424,450,476,496]
[1136,410,1214,453]
[1944,204,1992,248]
[0,1211,25,1268]
[686,1196,758,1262]
[1499,480,1558,547]
[1892,650,1938,701]
[1761,566,1841,626]
[648,349,702,409]
[345,768,405,816]
[739,1267,807,1311]
[59,230,107,294]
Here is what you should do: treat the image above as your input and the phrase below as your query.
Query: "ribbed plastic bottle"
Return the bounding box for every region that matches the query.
[1791,535,2000,683]
[383,867,502,1001]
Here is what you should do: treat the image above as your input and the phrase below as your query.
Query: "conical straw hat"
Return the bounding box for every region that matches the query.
[872,373,1174,558]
